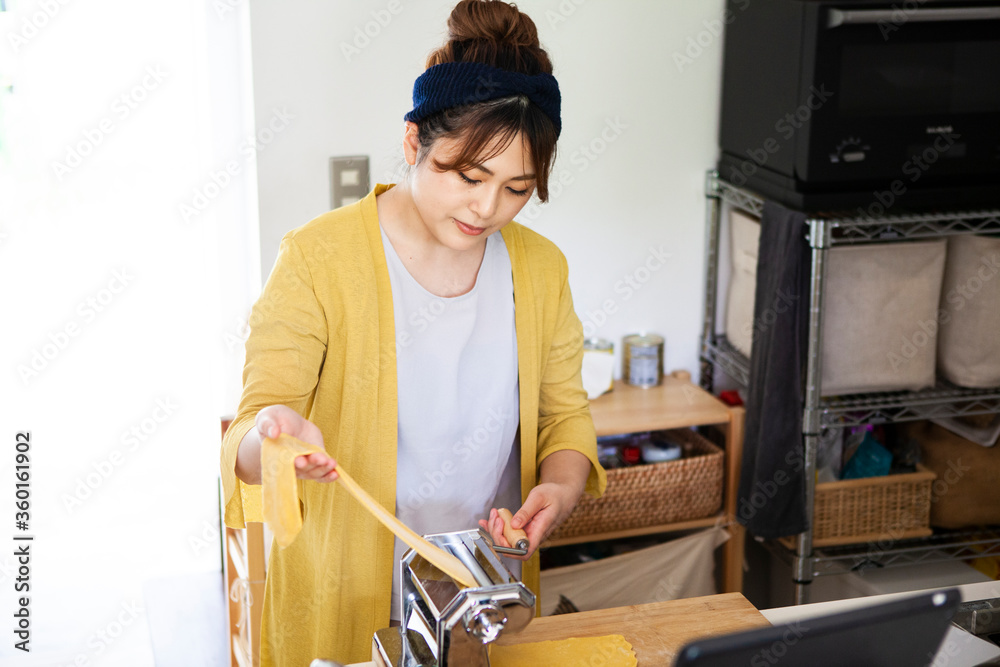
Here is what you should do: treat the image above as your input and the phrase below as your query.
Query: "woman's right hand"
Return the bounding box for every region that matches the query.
[255,405,339,483]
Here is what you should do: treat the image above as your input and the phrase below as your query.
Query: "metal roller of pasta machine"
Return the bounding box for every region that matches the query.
[372,528,535,667]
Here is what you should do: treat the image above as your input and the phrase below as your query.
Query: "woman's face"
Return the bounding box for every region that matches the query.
[405,123,537,251]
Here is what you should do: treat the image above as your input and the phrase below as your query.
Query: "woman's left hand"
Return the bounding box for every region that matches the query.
[477,484,575,560]
[480,449,591,560]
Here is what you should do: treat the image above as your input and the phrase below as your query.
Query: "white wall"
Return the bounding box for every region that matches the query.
[0,1,258,663]
[247,0,727,381]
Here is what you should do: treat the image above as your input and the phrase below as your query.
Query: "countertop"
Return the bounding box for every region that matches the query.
[345,582,1000,666]
[347,592,769,666]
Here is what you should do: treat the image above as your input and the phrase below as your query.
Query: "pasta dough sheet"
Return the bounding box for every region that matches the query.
[260,434,476,587]
[491,634,637,666]
[261,433,320,548]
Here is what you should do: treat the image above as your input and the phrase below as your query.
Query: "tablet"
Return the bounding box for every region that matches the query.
[674,588,961,667]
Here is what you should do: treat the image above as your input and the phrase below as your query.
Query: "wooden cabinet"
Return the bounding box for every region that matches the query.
[542,371,746,594]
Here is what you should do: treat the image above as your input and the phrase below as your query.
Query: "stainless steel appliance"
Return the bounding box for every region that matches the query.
[372,529,535,667]
[717,0,1000,211]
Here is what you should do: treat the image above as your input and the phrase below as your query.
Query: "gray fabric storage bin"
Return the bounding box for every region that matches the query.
[937,234,1000,388]
[724,209,948,396]
[821,240,947,396]
[724,209,761,358]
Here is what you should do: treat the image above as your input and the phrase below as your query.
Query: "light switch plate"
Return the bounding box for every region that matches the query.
[330,156,370,209]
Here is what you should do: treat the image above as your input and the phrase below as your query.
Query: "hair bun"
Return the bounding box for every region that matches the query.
[426,0,552,74]
[448,0,538,47]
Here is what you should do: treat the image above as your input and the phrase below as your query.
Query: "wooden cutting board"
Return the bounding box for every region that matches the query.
[349,593,770,667]
[492,593,770,665]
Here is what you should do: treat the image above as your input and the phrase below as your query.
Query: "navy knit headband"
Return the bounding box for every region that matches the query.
[404,61,562,138]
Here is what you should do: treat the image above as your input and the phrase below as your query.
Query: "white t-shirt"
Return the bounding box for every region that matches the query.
[380,224,522,621]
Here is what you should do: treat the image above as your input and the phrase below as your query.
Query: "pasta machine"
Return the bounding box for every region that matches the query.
[372,528,535,667]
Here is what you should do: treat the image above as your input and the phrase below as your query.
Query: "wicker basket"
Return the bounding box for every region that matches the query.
[548,429,724,541]
[806,465,936,547]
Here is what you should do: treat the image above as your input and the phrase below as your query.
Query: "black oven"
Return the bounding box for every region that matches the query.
[717,0,1000,212]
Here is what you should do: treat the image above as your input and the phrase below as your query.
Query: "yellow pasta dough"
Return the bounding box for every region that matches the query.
[260,433,319,548]
[491,634,638,666]
[260,433,476,587]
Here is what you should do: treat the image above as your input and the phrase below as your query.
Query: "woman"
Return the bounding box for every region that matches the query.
[220,1,606,664]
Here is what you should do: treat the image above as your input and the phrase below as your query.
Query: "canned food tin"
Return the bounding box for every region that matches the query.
[623,334,664,388]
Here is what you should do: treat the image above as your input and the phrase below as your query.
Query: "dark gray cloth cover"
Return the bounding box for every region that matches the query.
[735,200,810,538]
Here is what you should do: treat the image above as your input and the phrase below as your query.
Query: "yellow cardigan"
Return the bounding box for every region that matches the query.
[220,182,607,666]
